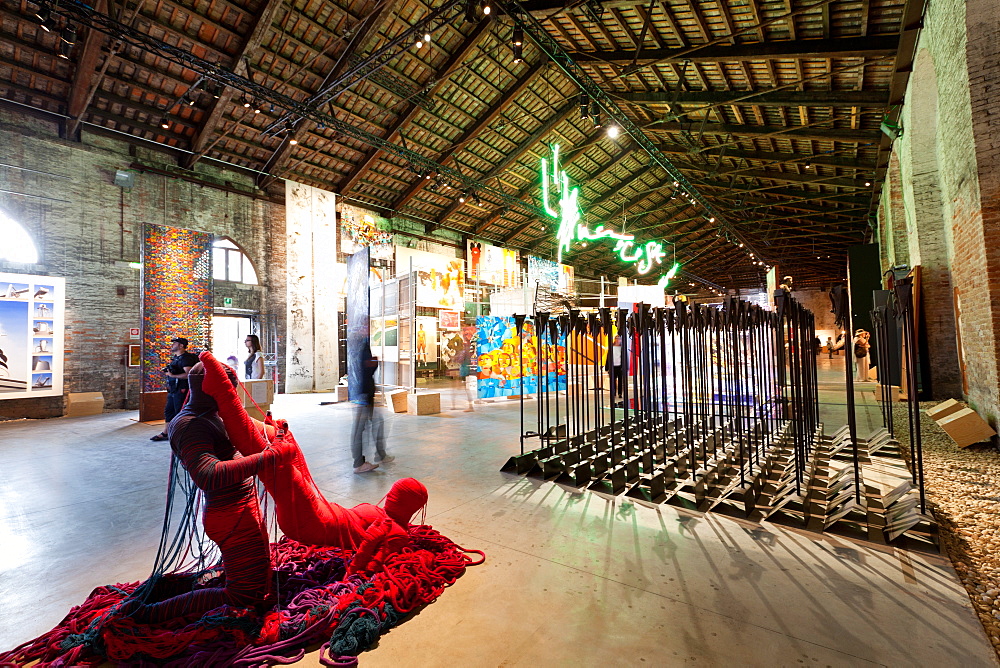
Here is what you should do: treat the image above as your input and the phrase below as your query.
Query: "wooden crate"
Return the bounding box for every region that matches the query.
[66,391,104,417]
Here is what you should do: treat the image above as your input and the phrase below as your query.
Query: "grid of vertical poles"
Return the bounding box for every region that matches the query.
[503,293,821,521]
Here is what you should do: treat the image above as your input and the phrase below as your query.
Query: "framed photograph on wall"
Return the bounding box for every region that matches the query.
[128,344,141,367]
[0,272,65,399]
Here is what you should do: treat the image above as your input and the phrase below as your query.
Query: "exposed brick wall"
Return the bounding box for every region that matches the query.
[877,0,1000,422]
[0,109,286,416]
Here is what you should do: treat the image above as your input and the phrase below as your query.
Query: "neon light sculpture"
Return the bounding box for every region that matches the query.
[540,144,677,284]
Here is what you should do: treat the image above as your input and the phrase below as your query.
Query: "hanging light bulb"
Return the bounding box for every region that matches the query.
[482,1,491,15]
[607,124,620,139]
[424,33,432,43]
[415,39,423,49]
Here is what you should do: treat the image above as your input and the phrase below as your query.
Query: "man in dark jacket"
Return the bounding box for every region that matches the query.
[350,346,392,473]
[150,337,199,441]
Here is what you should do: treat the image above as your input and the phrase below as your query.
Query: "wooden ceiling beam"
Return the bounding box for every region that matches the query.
[182,0,286,169]
[337,20,494,196]
[65,0,108,137]
[256,0,404,188]
[643,120,880,143]
[571,36,899,64]
[621,90,888,107]
[435,98,576,226]
[391,60,546,212]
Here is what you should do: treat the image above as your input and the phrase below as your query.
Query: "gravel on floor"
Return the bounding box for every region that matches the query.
[892,401,1000,657]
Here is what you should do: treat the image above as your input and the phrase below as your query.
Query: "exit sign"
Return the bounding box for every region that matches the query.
[224,297,233,306]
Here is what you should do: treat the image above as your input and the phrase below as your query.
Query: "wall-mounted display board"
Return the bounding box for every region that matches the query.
[466,240,519,286]
[395,246,463,309]
[0,272,64,399]
[527,256,574,293]
[341,203,393,260]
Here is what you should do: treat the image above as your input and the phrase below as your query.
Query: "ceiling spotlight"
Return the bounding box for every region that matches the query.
[578,92,589,119]
[289,138,298,145]
[159,118,170,129]
[482,1,491,15]
[670,190,677,200]
[459,192,467,203]
[242,98,251,108]
[188,98,196,106]
[415,40,423,49]
[865,181,872,187]
[57,40,72,59]
[513,26,523,46]
[708,217,715,223]
[607,124,620,139]
[804,159,812,169]
[34,3,50,22]
[60,24,77,45]
[424,32,432,43]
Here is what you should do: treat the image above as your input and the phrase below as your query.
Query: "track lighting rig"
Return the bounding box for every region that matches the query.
[493,0,770,268]
[262,0,468,135]
[36,0,555,221]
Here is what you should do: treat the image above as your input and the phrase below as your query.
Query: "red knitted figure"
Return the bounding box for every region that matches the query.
[199,352,423,559]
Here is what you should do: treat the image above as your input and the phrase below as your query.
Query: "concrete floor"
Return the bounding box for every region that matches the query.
[0,355,995,666]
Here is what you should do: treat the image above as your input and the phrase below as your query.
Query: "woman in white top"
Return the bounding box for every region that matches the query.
[244,334,265,380]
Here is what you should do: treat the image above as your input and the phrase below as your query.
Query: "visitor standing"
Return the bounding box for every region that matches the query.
[853,329,871,382]
[826,337,834,359]
[350,346,392,473]
[608,334,624,405]
[244,334,265,380]
[150,337,199,441]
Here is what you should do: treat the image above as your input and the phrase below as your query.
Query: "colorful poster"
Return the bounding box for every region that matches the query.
[527,255,558,288]
[395,246,463,309]
[0,272,65,399]
[341,203,393,260]
[466,240,519,286]
[475,316,566,398]
[440,310,460,329]
[559,263,575,293]
[415,316,438,364]
[370,316,399,362]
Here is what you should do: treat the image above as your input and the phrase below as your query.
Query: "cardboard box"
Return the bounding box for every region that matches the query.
[927,398,963,422]
[407,392,441,415]
[66,391,104,417]
[238,379,274,409]
[938,408,997,448]
[386,390,409,413]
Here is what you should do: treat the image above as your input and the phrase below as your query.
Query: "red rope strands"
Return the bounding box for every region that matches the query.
[0,527,484,667]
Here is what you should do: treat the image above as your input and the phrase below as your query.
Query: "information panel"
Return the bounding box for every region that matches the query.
[0,272,64,399]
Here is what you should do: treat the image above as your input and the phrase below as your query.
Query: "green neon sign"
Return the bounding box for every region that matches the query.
[541,144,677,282]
